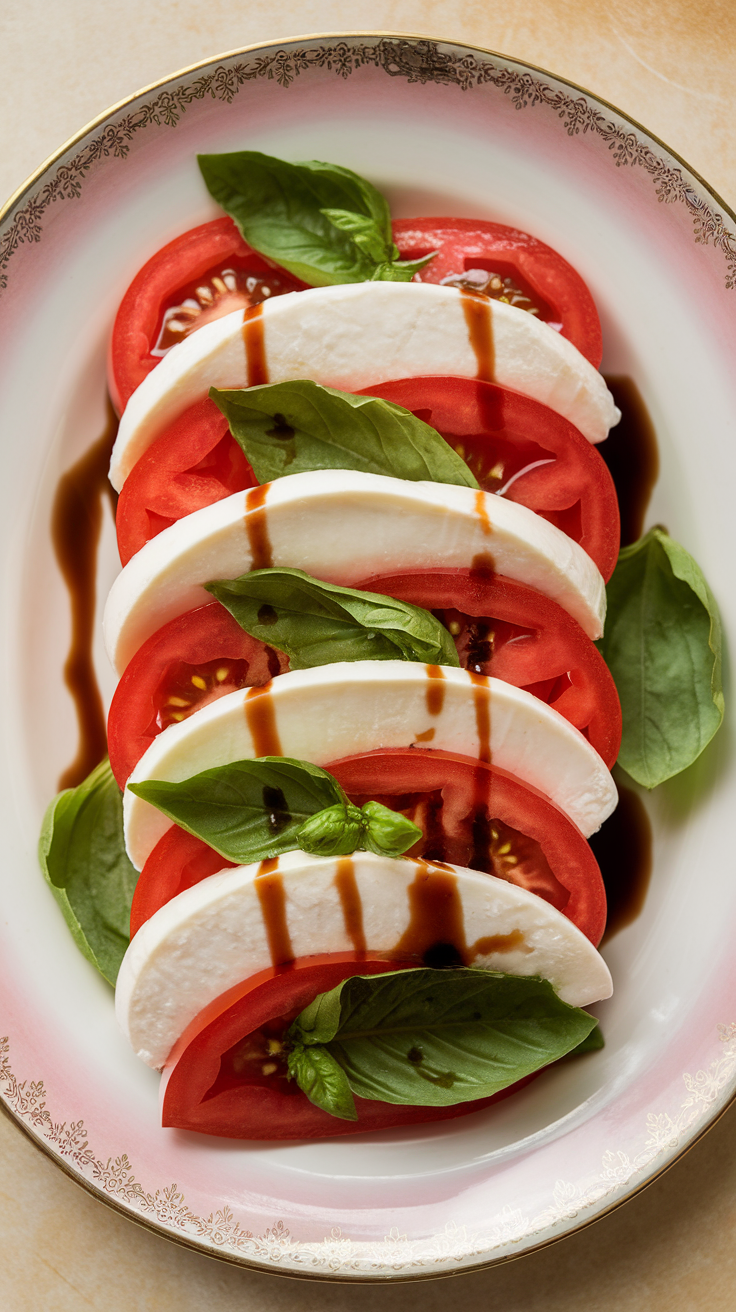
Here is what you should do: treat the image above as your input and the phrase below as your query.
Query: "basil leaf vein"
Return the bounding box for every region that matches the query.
[600,526,724,788]
[205,567,460,670]
[39,759,138,985]
[197,150,433,285]
[287,968,598,1113]
[210,379,478,488]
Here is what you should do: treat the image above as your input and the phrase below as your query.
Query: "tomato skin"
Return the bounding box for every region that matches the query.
[107,601,288,787]
[131,748,605,945]
[359,377,619,580]
[392,217,603,367]
[161,955,532,1139]
[108,218,305,412]
[115,398,256,565]
[358,570,622,768]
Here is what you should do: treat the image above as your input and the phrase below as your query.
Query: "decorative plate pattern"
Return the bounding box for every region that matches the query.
[2,36,736,293]
[3,1024,735,1273]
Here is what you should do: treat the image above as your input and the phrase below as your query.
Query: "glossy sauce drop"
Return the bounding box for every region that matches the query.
[245,483,273,569]
[600,376,659,547]
[393,865,467,966]
[334,858,366,956]
[424,664,446,716]
[255,859,294,966]
[461,291,494,382]
[245,682,282,756]
[589,785,653,943]
[243,303,269,386]
[474,488,492,537]
[51,400,119,790]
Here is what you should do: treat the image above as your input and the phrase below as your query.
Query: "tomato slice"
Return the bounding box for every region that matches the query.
[107,602,288,787]
[115,398,257,566]
[392,217,603,367]
[115,375,619,575]
[108,568,619,790]
[358,570,621,768]
[108,218,306,411]
[358,377,619,580]
[131,747,606,945]
[161,955,533,1139]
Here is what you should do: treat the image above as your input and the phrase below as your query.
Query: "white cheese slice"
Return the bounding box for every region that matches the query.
[123,660,617,868]
[103,468,606,673]
[115,849,613,1069]
[109,281,621,489]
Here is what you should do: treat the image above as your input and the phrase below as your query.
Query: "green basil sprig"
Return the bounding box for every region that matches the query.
[209,379,478,489]
[39,759,138,985]
[205,567,459,670]
[197,150,434,285]
[127,757,421,864]
[285,968,599,1120]
[600,527,724,788]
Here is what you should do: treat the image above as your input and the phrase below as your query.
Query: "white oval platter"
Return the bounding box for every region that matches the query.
[0,32,734,1281]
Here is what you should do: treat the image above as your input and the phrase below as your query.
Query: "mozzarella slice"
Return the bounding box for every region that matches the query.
[123,660,617,868]
[115,849,613,1069]
[109,281,621,489]
[103,468,605,672]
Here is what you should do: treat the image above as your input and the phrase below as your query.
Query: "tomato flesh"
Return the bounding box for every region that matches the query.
[161,955,533,1139]
[107,602,288,786]
[108,218,305,411]
[392,217,603,367]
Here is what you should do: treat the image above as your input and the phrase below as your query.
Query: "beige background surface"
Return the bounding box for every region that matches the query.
[2,1,735,1307]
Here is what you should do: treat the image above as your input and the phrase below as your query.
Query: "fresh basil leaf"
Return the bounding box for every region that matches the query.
[209,379,479,489]
[287,968,597,1110]
[565,1023,604,1057]
[205,567,460,670]
[600,526,724,788]
[197,150,432,285]
[38,759,138,985]
[359,801,423,858]
[287,1043,357,1120]
[128,757,345,863]
[296,802,365,858]
[296,798,421,859]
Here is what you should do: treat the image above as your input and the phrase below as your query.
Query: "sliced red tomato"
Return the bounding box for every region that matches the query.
[109,570,619,789]
[359,570,621,768]
[359,377,619,580]
[161,955,532,1139]
[392,217,602,367]
[115,398,256,566]
[130,748,605,945]
[108,218,306,412]
[115,374,619,575]
[107,602,288,787]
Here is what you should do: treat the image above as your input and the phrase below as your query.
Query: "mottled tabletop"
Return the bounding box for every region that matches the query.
[2,2,735,1308]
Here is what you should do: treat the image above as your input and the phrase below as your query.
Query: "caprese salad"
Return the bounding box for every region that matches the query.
[40,151,724,1140]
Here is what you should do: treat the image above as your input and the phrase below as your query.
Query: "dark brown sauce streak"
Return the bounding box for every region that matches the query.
[245,483,273,570]
[255,860,294,966]
[468,671,491,764]
[424,664,445,715]
[461,291,494,382]
[589,785,653,943]
[393,864,525,964]
[245,682,282,757]
[51,399,119,790]
[334,857,366,956]
[600,376,659,547]
[243,303,268,387]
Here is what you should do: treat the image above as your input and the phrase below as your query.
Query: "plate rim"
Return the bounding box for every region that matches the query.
[2,29,735,1281]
